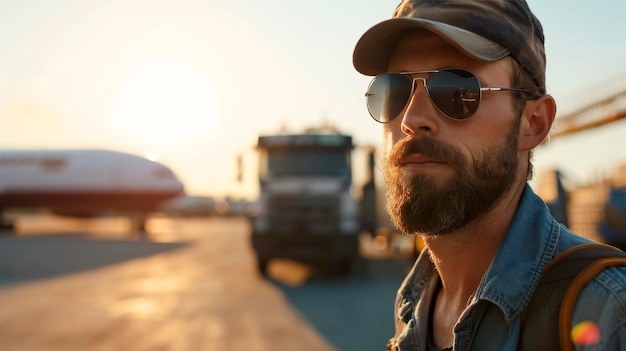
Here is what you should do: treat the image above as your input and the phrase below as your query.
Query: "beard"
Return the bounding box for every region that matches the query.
[381,124,519,235]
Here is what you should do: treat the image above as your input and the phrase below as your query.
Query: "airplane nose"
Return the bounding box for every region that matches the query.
[175,179,185,195]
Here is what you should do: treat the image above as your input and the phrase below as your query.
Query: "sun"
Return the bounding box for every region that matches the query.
[111,56,220,146]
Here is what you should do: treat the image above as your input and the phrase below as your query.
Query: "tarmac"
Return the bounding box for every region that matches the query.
[0,215,410,351]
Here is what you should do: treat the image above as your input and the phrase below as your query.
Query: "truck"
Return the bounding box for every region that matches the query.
[247,131,376,276]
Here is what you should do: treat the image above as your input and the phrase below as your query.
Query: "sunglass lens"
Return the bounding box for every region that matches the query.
[428,69,480,119]
[366,74,412,122]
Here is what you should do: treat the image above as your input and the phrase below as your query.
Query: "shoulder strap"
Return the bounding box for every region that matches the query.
[519,243,626,351]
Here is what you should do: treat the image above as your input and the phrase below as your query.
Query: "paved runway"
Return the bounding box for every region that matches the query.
[0,215,411,351]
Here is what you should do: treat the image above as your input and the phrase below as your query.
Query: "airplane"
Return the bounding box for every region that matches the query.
[0,149,185,234]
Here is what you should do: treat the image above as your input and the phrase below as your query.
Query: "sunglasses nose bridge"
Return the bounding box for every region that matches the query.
[402,76,427,107]
[405,76,431,110]
[400,75,440,134]
[410,76,428,92]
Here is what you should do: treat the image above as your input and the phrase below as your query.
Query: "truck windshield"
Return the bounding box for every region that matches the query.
[262,148,350,178]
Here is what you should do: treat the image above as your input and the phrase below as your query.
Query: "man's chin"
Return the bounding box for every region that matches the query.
[401,171,452,189]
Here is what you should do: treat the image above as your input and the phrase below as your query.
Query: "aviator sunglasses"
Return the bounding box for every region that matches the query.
[365,68,532,122]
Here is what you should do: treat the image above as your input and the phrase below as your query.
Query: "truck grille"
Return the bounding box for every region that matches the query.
[267,195,340,234]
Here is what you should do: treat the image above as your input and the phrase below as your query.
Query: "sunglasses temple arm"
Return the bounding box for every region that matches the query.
[481,87,531,94]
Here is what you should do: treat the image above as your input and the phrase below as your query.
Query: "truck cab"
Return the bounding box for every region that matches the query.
[250,133,361,275]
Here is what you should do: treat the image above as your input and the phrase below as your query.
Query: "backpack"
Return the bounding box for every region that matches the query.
[519,243,626,351]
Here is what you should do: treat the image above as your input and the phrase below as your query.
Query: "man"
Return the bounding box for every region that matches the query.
[352,1,626,350]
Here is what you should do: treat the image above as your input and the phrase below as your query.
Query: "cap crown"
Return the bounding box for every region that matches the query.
[394,0,546,91]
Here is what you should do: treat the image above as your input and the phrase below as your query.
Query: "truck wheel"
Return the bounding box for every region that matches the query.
[334,259,354,276]
[352,257,369,278]
[257,257,270,276]
[0,219,17,235]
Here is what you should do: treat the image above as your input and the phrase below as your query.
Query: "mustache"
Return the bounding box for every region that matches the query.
[385,137,465,168]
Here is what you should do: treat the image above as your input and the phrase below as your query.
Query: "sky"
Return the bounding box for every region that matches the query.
[0,0,625,198]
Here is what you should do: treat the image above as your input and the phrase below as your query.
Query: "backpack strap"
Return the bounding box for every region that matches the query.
[558,247,626,350]
[519,243,626,351]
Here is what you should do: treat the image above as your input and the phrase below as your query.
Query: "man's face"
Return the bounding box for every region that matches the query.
[380,31,523,235]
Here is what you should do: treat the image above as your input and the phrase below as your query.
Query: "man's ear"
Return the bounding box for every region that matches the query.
[518,94,557,151]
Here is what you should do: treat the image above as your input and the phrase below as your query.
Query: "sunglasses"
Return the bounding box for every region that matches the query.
[365,68,532,122]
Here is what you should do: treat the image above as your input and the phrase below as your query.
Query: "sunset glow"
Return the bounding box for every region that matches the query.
[111,56,220,146]
[0,1,624,197]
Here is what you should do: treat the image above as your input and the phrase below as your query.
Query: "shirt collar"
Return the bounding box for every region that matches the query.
[473,184,561,322]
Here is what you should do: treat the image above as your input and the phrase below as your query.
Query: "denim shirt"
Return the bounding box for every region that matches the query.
[390,184,626,351]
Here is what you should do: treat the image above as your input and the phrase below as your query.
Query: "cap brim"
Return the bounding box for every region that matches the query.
[353,18,510,76]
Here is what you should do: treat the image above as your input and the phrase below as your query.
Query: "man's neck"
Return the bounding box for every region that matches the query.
[424,180,527,348]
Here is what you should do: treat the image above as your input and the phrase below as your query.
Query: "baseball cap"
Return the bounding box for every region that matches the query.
[353,0,546,92]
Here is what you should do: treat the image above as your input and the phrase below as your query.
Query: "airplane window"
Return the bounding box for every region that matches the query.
[0,157,34,165]
[154,167,174,178]
[40,157,66,172]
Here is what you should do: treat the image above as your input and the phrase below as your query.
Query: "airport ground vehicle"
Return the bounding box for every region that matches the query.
[247,132,376,275]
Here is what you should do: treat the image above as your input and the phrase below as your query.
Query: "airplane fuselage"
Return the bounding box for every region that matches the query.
[0,149,185,218]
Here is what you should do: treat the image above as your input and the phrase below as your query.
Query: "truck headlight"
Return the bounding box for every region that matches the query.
[254,217,269,233]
